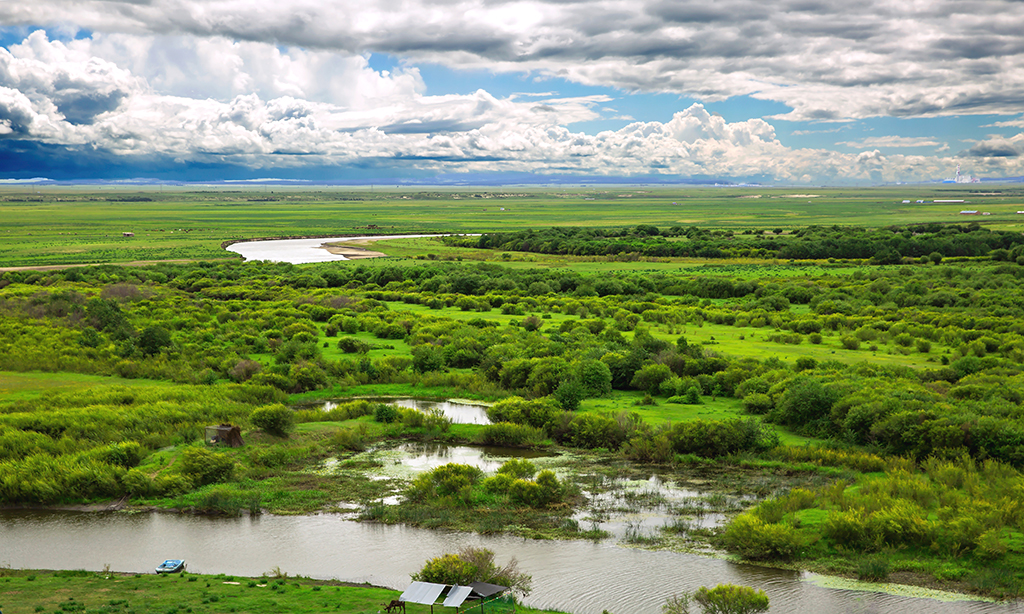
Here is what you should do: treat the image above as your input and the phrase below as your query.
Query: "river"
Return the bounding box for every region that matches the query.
[225,234,453,264]
[0,510,1016,614]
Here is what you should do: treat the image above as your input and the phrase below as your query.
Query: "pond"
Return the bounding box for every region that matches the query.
[225,234,451,264]
[318,398,492,425]
[0,510,1014,614]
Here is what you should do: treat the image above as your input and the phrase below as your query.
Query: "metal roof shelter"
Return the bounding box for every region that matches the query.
[399,581,510,613]
[401,582,447,606]
[443,586,473,607]
[468,582,506,598]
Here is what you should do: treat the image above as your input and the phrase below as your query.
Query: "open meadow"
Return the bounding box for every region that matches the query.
[5,185,1024,600]
[2,184,1024,267]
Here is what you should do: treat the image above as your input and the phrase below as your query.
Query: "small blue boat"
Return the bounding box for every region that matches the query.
[156,559,186,574]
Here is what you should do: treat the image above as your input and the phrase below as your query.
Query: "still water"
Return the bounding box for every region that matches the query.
[319,398,492,425]
[1,510,1017,614]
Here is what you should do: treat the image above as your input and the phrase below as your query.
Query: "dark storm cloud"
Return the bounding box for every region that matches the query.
[52,89,126,124]
[962,139,1022,158]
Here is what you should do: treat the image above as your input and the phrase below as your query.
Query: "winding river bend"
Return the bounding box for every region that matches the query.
[1,510,1016,614]
[226,234,452,264]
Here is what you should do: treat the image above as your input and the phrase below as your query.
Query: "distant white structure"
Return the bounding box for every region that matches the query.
[942,163,981,184]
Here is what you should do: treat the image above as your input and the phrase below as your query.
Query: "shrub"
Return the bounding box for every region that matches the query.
[250,404,295,437]
[486,396,560,430]
[669,418,779,458]
[630,363,673,394]
[405,463,483,503]
[693,584,769,614]
[554,378,585,411]
[561,412,626,450]
[337,337,370,354]
[178,447,235,486]
[770,376,838,431]
[122,468,154,496]
[741,392,772,414]
[722,514,801,560]
[412,547,532,597]
[857,557,890,581]
[497,458,536,480]
[840,336,861,350]
[374,404,399,423]
[478,422,545,447]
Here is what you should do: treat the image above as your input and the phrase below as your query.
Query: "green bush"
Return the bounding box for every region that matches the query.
[722,514,801,560]
[250,404,295,437]
[693,584,769,614]
[412,547,532,596]
[741,392,772,414]
[669,418,778,458]
[374,404,399,423]
[497,458,536,479]
[486,396,560,430]
[405,463,483,504]
[478,422,545,447]
[178,446,235,486]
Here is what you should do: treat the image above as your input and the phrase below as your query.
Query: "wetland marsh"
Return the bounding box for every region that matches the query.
[5,186,1024,609]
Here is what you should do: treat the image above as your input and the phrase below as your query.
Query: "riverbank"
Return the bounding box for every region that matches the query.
[0,568,560,614]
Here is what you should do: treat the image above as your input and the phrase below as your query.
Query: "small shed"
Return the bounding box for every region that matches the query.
[205,424,244,447]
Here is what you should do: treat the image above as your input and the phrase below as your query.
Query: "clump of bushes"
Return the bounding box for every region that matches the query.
[250,404,295,437]
[412,546,532,597]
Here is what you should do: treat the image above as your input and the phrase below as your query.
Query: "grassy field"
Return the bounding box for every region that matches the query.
[0,372,175,402]
[0,569,556,614]
[3,185,1024,267]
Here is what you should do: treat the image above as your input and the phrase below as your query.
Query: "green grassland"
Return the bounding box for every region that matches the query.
[0,372,174,402]
[0,569,556,614]
[3,185,1024,267]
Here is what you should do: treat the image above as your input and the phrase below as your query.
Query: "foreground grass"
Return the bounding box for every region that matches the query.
[0,569,561,614]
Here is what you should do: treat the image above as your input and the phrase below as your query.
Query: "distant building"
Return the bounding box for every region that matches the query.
[959,210,979,215]
[123,232,134,237]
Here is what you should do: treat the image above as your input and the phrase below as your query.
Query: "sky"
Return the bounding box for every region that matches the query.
[2,0,1024,185]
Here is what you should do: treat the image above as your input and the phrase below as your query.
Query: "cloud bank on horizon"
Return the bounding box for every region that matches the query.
[2,0,1024,184]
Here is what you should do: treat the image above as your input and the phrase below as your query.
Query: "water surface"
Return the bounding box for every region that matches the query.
[0,511,1014,614]
[226,234,452,264]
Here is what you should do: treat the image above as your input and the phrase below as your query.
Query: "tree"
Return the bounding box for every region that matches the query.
[412,344,446,373]
[412,547,532,597]
[577,359,613,396]
[630,363,673,394]
[554,377,585,411]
